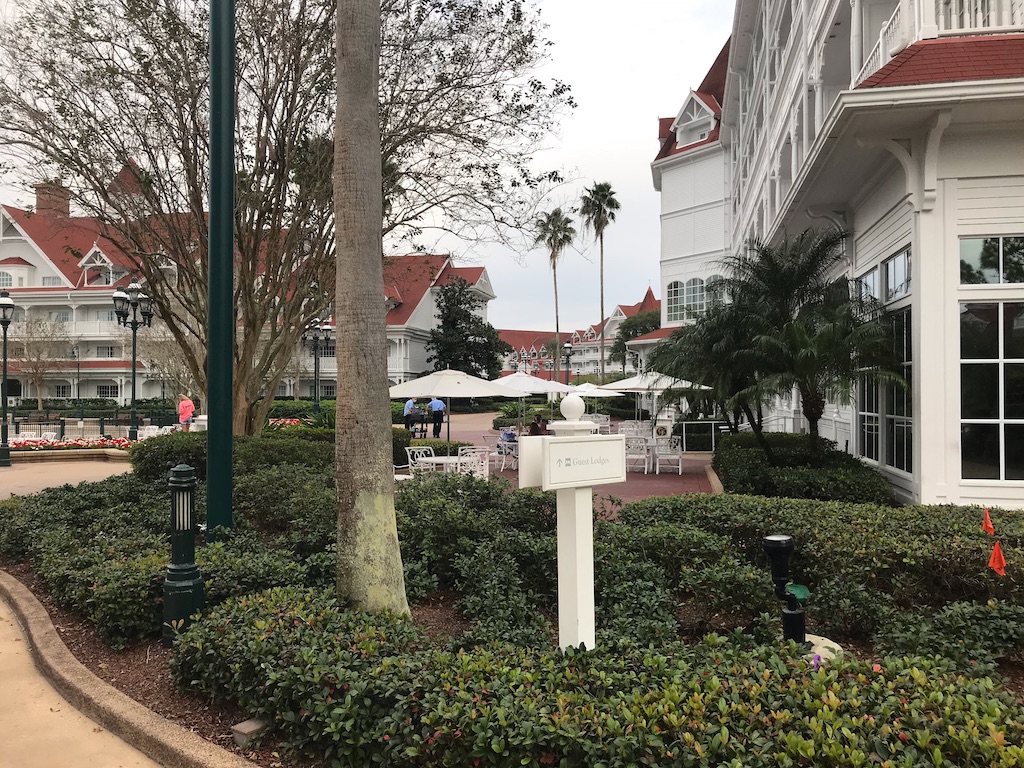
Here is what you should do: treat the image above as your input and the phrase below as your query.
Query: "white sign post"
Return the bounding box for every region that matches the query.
[518,394,626,649]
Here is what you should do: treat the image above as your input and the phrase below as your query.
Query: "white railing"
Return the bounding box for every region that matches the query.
[853,3,904,87]
[938,0,1024,33]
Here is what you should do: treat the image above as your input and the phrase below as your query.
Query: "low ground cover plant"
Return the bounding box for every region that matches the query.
[3,436,1024,763]
[713,432,894,504]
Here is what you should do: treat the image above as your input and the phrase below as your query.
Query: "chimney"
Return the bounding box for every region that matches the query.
[34,180,71,217]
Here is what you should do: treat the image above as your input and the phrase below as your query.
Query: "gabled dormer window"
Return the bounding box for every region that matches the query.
[672,92,716,148]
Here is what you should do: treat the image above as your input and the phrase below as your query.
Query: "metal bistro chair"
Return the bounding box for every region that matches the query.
[457,446,490,478]
[624,436,650,474]
[405,446,437,473]
[653,436,683,475]
[480,434,502,471]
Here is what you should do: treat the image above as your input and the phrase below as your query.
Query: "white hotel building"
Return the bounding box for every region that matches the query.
[654,1,1024,505]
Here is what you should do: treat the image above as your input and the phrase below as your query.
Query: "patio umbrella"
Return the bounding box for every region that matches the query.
[597,372,708,420]
[491,371,574,430]
[389,369,528,442]
[571,382,624,397]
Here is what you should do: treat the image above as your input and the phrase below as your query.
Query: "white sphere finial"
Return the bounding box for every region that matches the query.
[560,393,585,421]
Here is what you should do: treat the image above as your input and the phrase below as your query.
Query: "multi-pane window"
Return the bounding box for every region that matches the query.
[53,310,71,322]
[884,248,911,301]
[96,345,117,358]
[666,281,684,322]
[53,384,71,398]
[97,384,119,398]
[887,310,913,472]
[960,236,1024,285]
[857,376,880,461]
[321,383,336,398]
[42,276,63,286]
[0,271,11,287]
[857,309,912,473]
[321,342,336,358]
[960,302,1024,480]
[684,278,705,318]
[858,267,879,301]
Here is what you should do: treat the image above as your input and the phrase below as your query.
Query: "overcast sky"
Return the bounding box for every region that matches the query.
[476,1,735,332]
[0,1,735,334]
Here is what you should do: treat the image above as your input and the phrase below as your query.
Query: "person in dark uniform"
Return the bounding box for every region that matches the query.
[427,395,446,439]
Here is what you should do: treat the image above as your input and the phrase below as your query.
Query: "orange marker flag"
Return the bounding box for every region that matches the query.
[983,508,996,535]
[989,541,1006,577]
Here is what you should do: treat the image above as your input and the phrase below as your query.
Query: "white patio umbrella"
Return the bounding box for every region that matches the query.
[492,371,573,429]
[493,370,574,394]
[389,369,528,442]
[597,372,708,420]
[571,382,624,397]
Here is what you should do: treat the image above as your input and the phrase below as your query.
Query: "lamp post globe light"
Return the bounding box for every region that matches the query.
[562,341,574,386]
[113,279,154,441]
[302,320,331,416]
[0,289,14,468]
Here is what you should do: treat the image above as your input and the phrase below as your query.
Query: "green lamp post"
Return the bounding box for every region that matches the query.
[163,463,205,647]
[0,289,14,468]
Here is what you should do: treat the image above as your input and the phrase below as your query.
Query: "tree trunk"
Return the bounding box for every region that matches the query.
[740,400,777,466]
[552,257,560,376]
[598,234,605,383]
[334,0,409,615]
[801,388,826,444]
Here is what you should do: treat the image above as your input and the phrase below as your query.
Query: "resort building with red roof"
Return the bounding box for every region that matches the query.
[654,1,1024,505]
[0,180,496,405]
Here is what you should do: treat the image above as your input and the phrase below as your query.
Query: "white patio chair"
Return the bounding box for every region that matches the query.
[457,446,490,478]
[496,438,518,470]
[39,431,58,441]
[405,446,436,472]
[624,437,650,473]
[16,431,37,440]
[653,437,683,475]
[480,434,502,471]
[619,421,642,436]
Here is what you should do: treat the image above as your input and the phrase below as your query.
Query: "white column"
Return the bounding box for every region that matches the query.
[850,0,863,78]
[555,486,595,649]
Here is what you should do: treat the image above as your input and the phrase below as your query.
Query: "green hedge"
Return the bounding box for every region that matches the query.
[170,587,1024,767]
[713,432,894,504]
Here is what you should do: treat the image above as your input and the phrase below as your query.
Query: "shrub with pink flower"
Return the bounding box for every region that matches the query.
[10,436,132,451]
[266,418,310,429]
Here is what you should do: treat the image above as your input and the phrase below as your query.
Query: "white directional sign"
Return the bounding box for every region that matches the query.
[541,435,625,491]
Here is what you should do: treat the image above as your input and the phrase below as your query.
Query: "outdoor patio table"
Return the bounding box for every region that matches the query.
[416,455,464,473]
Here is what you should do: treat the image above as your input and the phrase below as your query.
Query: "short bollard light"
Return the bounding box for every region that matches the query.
[762,534,808,645]
[163,463,205,647]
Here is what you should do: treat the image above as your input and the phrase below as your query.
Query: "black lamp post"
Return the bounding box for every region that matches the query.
[302,320,331,416]
[112,279,154,441]
[70,344,82,418]
[562,341,574,386]
[163,463,205,647]
[762,534,807,645]
[0,289,14,468]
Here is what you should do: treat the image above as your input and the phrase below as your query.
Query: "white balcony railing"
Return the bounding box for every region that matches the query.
[854,1,1024,87]
[939,0,1024,33]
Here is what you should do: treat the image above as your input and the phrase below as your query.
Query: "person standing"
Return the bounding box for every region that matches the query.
[403,397,418,430]
[177,393,195,432]
[427,395,446,439]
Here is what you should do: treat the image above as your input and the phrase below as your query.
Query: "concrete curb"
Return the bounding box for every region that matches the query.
[0,570,256,768]
[705,463,724,494]
[11,448,131,463]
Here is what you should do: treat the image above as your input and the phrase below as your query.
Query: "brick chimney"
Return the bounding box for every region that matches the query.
[33,180,71,216]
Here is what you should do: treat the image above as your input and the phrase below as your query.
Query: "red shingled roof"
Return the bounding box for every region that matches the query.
[654,39,730,162]
[0,256,33,267]
[858,34,1024,89]
[621,286,661,318]
[629,326,675,343]
[3,205,136,286]
[384,254,449,326]
[498,329,557,353]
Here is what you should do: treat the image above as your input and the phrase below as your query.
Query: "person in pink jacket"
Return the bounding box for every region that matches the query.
[177,394,195,432]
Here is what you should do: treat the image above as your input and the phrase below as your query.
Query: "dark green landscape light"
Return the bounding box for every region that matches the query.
[0,289,13,468]
[163,463,205,647]
[762,533,807,645]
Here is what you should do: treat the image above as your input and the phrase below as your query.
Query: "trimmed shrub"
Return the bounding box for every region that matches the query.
[392,426,412,467]
[713,432,893,504]
[171,598,1024,767]
[267,400,314,419]
[409,438,474,456]
[129,432,210,481]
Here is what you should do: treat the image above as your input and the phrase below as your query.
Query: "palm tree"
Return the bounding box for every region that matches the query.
[721,228,904,447]
[534,208,575,376]
[333,0,409,614]
[580,182,620,382]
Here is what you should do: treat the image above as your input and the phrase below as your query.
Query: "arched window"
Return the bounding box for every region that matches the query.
[684,278,705,318]
[705,273,725,303]
[666,281,684,322]
[0,271,11,288]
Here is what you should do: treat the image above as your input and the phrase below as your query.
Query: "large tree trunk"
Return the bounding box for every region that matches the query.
[598,234,605,383]
[334,0,409,615]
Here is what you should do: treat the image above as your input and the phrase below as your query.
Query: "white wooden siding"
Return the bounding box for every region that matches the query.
[955,177,1024,230]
